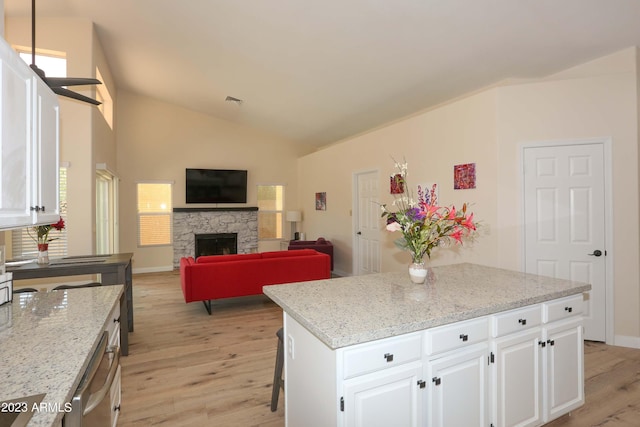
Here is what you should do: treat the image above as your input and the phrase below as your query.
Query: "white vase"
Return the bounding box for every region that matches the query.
[409,261,428,284]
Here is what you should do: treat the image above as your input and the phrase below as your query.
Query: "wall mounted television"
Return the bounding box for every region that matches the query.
[185,168,248,204]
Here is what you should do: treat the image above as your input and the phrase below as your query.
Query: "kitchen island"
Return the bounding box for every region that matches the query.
[0,285,123,427]
[263,263,592,427]
[8,253,133,356]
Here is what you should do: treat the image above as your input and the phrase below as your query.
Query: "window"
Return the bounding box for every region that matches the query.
[95,67,113,129]
[18,51,66,77]
[137,182,172,247]
[257,185,284,239]
[12,167,68,258]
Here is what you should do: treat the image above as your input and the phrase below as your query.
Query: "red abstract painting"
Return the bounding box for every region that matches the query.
[454,163,476,189]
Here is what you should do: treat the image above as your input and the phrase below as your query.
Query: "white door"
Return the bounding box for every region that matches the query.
[354,171,381,275]
[343,363,423,427]
[96,167,120,254]
[543,319,584,423]
[34,77,60,225]
[0,40,34,228]
[492,329,542,427]
[523,142,607,341]
[427,344,489,427]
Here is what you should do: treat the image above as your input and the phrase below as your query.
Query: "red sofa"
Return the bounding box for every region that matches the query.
[180,249,331,314]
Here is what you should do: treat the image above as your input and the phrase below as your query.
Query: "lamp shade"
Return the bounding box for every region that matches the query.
[286,211,302,222]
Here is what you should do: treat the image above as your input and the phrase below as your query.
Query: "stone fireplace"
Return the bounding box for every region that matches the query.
[173,207,258,268]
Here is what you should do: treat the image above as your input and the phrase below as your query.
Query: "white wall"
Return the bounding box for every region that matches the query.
[115,91,313,272]
[496,48,640,343]
[298,89,500,276]
[298,48,640,344]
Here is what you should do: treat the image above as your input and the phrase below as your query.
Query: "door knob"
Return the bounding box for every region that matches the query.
[588,250,603,257]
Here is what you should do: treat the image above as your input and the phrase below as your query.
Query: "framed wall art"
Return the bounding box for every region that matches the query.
[315,192,326,210]
[454,163,476,190]
[390,173,404,194]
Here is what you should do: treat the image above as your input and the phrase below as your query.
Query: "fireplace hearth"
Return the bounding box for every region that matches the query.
[195,233,238,257]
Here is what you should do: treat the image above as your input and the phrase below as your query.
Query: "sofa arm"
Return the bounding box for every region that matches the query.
[180,257,196,302]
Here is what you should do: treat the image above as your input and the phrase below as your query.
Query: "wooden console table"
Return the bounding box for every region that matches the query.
[8,253,133,355]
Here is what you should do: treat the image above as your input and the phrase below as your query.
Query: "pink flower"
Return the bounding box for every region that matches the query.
[450,227,463,243]
[462,213,476,230]
[386,222,403,232]
[447,206,457,220]
[425,204,439,216]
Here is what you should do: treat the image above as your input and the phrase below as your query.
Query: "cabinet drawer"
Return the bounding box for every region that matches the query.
[492,305,542,337]
[425,317,489,356]
[544,294,583,323]
[343,333,422,379]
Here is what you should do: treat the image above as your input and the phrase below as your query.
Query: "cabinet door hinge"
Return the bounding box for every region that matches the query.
[340,396,344,412]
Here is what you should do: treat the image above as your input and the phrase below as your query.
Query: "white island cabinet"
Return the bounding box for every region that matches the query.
[264,263,591,427]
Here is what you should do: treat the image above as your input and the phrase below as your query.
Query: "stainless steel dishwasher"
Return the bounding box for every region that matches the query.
[64,331,120,427]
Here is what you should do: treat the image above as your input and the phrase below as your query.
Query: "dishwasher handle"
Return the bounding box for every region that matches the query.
[83,345,120,415]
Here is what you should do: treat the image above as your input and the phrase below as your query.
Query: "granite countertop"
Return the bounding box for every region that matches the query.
[0,285,123,427]
[263,263,592,349]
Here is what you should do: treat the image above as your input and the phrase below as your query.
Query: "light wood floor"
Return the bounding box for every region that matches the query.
[120,271,640,426]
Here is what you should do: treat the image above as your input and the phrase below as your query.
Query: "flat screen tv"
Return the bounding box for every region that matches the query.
[186,168,247,204]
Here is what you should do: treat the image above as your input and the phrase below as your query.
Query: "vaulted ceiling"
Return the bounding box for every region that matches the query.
[5,0,640,148]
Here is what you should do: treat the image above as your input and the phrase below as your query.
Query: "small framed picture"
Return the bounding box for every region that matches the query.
[315,192,326,210]
[454,163,476,189]
[390,174,404,194]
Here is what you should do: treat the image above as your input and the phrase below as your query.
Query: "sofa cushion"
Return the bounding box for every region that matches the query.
[261,249,318,258]
[196,253,262,264]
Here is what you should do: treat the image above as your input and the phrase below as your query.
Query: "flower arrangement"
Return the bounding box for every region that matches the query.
[28,218,66,248]
[381,160,476,263]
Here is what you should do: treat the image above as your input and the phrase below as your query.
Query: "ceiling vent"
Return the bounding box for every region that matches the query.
[225,96,243,106]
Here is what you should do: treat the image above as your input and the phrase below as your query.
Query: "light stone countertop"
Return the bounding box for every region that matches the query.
[0,285,123,427]
[263,263,591,349]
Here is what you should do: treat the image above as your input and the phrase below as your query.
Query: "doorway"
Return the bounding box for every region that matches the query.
[353,170,381,276]
[96,165,119,255]
[522,139,612,342]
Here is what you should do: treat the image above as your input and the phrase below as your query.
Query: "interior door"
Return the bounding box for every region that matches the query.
[96,167,119,254]
[523,142,607,341]
[354,170,381,275]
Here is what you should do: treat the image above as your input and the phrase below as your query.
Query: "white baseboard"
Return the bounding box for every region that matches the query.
[132,265,174,274]
[613,335,640,349]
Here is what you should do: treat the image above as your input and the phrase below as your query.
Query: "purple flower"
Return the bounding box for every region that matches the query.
[405,207,425,221]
